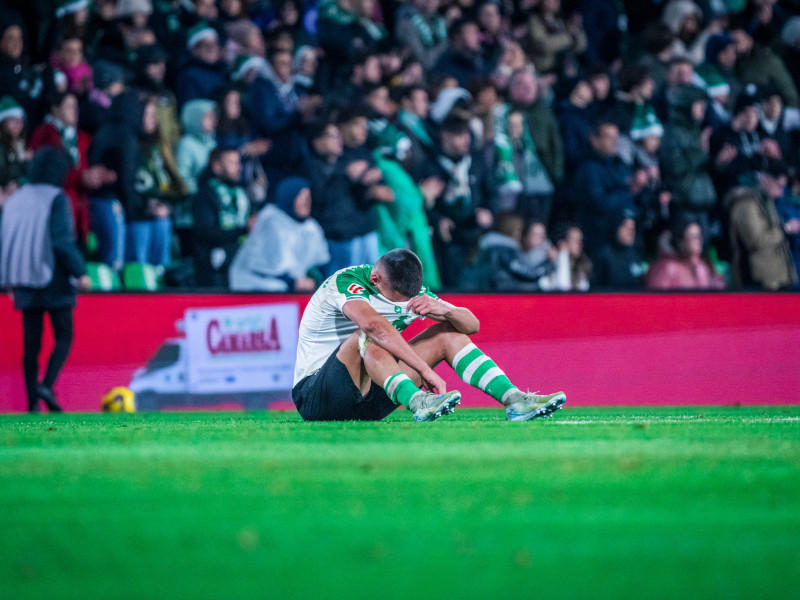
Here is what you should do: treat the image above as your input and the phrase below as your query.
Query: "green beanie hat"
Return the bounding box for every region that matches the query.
[0,95,25,123]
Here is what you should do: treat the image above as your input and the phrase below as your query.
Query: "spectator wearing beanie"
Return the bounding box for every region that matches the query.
[0,96,30,201]
[115,0,153,27]
[175,22,228,108]
[41,0,91,59]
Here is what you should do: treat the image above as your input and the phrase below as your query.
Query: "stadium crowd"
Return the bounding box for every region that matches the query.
[2,0,800,292]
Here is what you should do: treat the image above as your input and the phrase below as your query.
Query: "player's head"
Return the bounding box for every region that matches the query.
[373,249,423,300]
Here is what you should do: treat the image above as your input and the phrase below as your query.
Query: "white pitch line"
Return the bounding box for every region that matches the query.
[551,417,800,425]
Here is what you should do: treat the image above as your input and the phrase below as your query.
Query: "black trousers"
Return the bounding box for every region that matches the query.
[22,307,74,408]
[292,347,397,422]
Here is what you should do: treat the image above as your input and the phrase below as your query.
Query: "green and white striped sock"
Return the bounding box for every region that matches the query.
[384,373,421,407]
[452,343,517,404]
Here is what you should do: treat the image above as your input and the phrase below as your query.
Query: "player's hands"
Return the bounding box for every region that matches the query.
[407,294,452,319]
[420,366,446,395]
[77,275,92,291]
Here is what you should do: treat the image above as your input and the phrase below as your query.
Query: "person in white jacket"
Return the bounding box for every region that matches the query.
[229,176,329,292]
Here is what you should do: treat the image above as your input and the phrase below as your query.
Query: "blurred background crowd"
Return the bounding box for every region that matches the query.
[3,0,800,292]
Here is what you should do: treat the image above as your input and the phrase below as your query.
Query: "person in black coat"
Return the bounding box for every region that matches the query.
[430,19,489,89]
[0,148,90,412]
[593,207,645,289]
[88,90,153,270]
[569,121,647,258]
[417,115,495,289]
[248,49,321,186]
[174,23,228,108]
[303,120,383,276]
[192,147,251,288]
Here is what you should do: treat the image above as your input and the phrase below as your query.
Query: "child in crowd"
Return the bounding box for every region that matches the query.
[51,36,92,96]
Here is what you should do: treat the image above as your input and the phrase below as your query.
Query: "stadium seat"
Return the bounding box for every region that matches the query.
[122,262,162,291]
[86,262,121,291]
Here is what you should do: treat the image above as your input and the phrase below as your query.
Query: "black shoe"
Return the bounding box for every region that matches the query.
[28,399,41,413]
[37,385,63,412]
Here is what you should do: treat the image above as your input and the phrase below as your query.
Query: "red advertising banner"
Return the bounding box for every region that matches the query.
[1,293,799,413]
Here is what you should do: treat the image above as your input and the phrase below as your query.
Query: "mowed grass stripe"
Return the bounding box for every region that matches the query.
[1,406,799,600]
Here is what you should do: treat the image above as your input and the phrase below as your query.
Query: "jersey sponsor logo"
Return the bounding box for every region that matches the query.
[347,283,365,295]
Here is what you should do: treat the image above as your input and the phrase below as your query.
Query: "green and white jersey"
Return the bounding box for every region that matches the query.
[293,264,437,385]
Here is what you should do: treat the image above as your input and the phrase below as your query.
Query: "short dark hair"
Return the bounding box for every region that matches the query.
[618,64,651,93]
[439,115,470,135]
[377,249,423,298]
[208,146,238,166]
[450,18,476,40]
[590,120,617,137]
[336,105,368,125]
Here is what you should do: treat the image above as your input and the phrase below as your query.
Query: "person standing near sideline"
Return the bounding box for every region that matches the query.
[0,148,91,413]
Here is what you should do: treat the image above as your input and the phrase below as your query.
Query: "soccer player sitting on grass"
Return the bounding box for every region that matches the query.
[292,248,566,421]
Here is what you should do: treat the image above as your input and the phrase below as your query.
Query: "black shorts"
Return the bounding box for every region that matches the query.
[292,346,398,421]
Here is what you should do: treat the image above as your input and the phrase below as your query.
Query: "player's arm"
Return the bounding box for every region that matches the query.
[342,299,446,392]
[406,295,480,335]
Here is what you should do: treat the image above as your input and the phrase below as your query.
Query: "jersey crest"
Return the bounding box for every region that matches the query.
[347,283,365,295]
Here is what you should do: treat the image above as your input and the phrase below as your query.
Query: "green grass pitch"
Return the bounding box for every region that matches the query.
[2,406,800,600]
